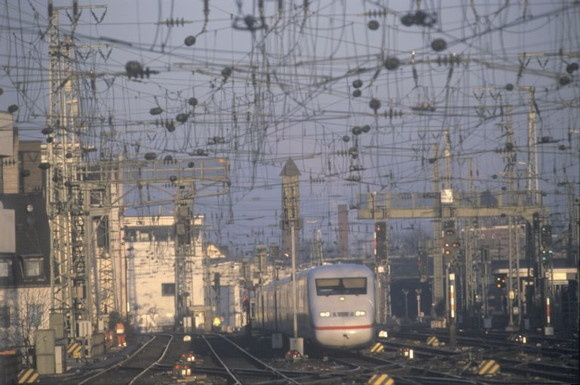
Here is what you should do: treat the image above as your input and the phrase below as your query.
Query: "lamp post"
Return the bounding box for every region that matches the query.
[402,289,409,320]
[415,289,422,321]
[291,221,298,339]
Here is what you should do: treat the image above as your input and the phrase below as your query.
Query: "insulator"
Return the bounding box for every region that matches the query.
[233,14,267,31]
[414,10,436,27]
[559,76,571,86]
[184,36,196,46]
[431,38,447,52]
[176,113,188,123]
[368,10,391,17]
[125,61,143,78]
[164,18,185,27]
[436,54,461,66]
[401,13,414,26]
[414,10,427,25]
[41,127,54,135]
[368,20,379,30]
[150,107,163,115]
[384,108,403,120]
[384,57,400,70]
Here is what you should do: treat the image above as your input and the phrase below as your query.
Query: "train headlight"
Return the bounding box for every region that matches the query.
[354,310,366,317]
[319,311,331,318]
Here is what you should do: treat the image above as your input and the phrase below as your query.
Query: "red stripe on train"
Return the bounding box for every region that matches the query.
[314,324,373,331]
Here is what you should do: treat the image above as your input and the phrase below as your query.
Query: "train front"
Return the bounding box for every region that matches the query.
[308,264,375,349]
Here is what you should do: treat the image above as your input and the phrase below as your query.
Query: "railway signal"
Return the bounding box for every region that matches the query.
[495,275,506,289]
[540,224,553,264]
[442,221,460,259]
[374,222,387,262]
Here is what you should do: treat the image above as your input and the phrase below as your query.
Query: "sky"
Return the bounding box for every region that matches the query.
[1,0,579,259]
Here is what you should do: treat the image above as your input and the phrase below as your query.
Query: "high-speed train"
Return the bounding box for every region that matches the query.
[255,263,375,349]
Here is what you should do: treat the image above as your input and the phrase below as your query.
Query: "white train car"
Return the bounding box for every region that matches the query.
[256,263,375,349]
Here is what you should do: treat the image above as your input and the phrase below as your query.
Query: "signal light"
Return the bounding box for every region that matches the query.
[495,275,506,289]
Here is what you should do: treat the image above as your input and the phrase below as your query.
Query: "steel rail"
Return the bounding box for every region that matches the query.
[78,333,172,385]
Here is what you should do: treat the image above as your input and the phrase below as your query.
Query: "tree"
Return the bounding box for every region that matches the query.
[0,287,51,365]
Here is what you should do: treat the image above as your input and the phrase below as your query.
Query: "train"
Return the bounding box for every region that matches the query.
[255,263,375,349]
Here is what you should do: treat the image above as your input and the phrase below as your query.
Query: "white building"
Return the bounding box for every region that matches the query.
[123,214,208,332]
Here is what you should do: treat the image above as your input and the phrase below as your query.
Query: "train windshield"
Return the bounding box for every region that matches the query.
[315,277,367,296]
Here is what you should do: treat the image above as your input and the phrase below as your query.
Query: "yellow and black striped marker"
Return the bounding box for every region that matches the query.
[426,336,439,346]
[477,359,500,376]
[67,342,82,358]
[369,342,384,353]
[17,368,39,384]
[367,373,394,385]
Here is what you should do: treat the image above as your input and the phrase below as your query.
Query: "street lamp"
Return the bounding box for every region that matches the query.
[415,289,422,321]
[402,289,409,320]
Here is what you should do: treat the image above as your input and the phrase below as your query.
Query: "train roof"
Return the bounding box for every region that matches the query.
[305,263,373,278]
[267,263,373,286]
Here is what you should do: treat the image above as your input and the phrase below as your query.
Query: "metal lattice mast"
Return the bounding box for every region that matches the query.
[431,143,444,309]
[175,185,196,321]
[45,0,90,339]
[502,104,522,329]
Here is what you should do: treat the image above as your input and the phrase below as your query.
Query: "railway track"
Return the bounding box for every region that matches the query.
[199,334,307,384]
[40,333,192,385]
[78,334,174,385]
[38,330,578,384]
[377,330,579,384]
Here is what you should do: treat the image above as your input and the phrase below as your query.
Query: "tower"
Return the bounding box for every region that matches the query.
[280,159,302,259]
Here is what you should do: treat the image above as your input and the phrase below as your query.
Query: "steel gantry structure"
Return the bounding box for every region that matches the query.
[44,0,93,340]
[43,1,230,342]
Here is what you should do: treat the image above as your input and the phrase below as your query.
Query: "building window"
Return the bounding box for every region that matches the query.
[161,283,175,296]
[22,257,44,279]
[0,259,11,278]
[0,306,10,328]
[27,304,42,327]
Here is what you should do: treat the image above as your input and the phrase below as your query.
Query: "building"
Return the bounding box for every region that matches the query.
[0,193,51,361]
[124,214,209,332]
[0,112,52,361]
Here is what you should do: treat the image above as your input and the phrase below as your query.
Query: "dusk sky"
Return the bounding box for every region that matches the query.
[1,0,578,258]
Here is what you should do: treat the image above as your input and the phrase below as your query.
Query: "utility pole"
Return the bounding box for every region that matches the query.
[280,159,303,354]
[431,143,444,316]
[175,184,196,331]
[45,0,92,342]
